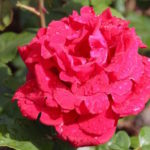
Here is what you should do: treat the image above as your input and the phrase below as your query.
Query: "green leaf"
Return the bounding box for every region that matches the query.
[142,145,150,150]
[0,63,12,114]
[95,128,150,150]
[0,63,12,83]
[108,131,130,150]
[130,136,140,149]
[0,0,13,31]
[0,134,38,150]
[139,127,150,147]
[126,13,150,49]
[114,131,130,149]
[95,131,130,150]
[95,144,108,150]
[109,144,123,150]
[16,32,35,46]
[0,32,16,63]
[0,32,35,63]
[11,55,27,81]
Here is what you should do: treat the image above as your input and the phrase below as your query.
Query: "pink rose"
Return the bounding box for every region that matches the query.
[13,6,150,147]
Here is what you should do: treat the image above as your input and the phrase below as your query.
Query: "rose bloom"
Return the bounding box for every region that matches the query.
[13,6,150,147]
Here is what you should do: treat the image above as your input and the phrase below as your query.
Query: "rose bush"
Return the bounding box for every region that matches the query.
[13,6,150,147]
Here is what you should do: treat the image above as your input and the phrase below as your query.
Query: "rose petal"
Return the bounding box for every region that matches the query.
[112,94,145,117]
[72,71,109,95]
[40,107,62,126]
[53,88,77,110]
[34,64,64,92]
[89,29,108,64]
[17,98,40,120]
[143,56,150,77]
[78,108,118,135]
[100,8,112,20]
[109,79,132,96]
[12,80,44,120]
[112,75,150,116]
[76,93,109,115]
[56,123,116,147]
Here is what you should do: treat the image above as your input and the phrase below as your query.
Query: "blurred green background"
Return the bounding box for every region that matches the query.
[0,0,150,150]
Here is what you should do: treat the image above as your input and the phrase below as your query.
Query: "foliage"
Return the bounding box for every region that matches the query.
[93,127,150,150]
[0,0,13,31]
[126,13,150,49]
[0,32,35,63]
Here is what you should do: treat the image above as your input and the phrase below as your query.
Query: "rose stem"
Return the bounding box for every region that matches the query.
[16,0,46,27]
[16,1,40,16]
[38,0,46,27]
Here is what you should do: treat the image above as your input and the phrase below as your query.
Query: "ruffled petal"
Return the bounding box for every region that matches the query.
[78,108,118,135]
[40,107,62,126]
[53,88,78,110]
[13,79,62,126]
[112,75,150,116]
[76,93,109,115]
[109,79,132,96]
[56,123,116,147]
